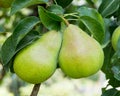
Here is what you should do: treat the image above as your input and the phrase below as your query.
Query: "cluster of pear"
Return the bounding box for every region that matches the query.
[13,24,104,84]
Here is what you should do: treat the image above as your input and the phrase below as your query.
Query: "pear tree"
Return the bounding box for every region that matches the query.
[0,0,120,96]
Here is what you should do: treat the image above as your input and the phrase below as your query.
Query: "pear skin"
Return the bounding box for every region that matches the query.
[59,24,104,78]
[111,26,120,51]
[14,31,62,84]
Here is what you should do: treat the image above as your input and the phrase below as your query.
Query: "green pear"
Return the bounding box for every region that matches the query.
[59,24,104,78]
[111,26,120,51]
[13,31,62,84]
[0,0,13,8]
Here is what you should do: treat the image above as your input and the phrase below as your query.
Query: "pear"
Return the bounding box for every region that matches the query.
[111,26,120,51]
[59,24,104,78]
[13,31,62,84]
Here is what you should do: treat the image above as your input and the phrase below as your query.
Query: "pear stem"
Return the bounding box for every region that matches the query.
[61,17,69,26]
[30,83,41,96]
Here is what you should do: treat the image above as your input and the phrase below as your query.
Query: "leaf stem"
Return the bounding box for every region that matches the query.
[30,83,41,96]
[63,13,79,18]
[67,18,79,21]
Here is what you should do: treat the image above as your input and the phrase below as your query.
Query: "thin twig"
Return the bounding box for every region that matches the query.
[0,67,5,80]
[30,83,41,96]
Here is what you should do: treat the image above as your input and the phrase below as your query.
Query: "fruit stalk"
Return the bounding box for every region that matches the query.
[61,17,69,26]
[30,83,41,96]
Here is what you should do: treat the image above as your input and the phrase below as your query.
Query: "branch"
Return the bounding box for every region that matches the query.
[30,83,41,96]
[0,67,6,80]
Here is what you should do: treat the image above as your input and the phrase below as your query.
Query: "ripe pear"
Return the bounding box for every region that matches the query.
[13,31,62,84]
[111,26,120,51]
[59,24,104,78]
[0,0,13,8]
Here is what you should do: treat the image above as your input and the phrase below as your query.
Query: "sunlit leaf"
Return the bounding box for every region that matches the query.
[11,0,48,15]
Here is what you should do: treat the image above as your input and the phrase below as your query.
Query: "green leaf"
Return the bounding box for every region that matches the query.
[103,38,120,87]
[102,19,111,48]
[65,4,78,13]
[102,44,114,75]
[11,31,40,72]
[77,7,105,44]
[47,4,64,15]
[16,31,40,52]
[102,88,120,96]
[1,16,40,70]
[112,64,120,81]
[11,0,48,15]
[108,76,120,87]
[0,47,1,63]
[118,17,120,25]
[115,6,120,25]
[85,0,94,4]
[1,36,15,68]
[55,0,73,8]
[98,0,120,17]
[85,0,94,7]
[12,16,40,48]
[111,38,120,81]
[0,25,5,33]
[78,7,104,27]
[38,6,63,30]
[80,16,104,43]
[101,44,120,87]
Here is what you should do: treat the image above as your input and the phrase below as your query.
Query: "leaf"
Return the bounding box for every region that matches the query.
[112,64,120,81]
[102,44,114,75]
[108,76,120,87]
[47,4,64,15]
[0,25,5,33]
[85,0,94,4]
[12,16,40,48]
[85,0,94,7]
[101,44,120,87]
[65,4,78,13]
[102,88,120,96]
[1,16,40,70]
[0,47,1,63]
[16,31,40,52]
[102,19,111,48]
[11,0,48,15]
[80,16,104,43]
[38,6,63,30]
[116,7,120,25]
[118,17,120,25]
[11,31,40,72]
[98,0,120,17]
[103,38,120,87]
[77,7,105,44]
[1,36,15,68]
[55,0,73,8]
[78,7,104,27]
[111,38,120,81]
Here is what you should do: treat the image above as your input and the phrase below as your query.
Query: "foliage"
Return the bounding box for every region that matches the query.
[0,0,120,95]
